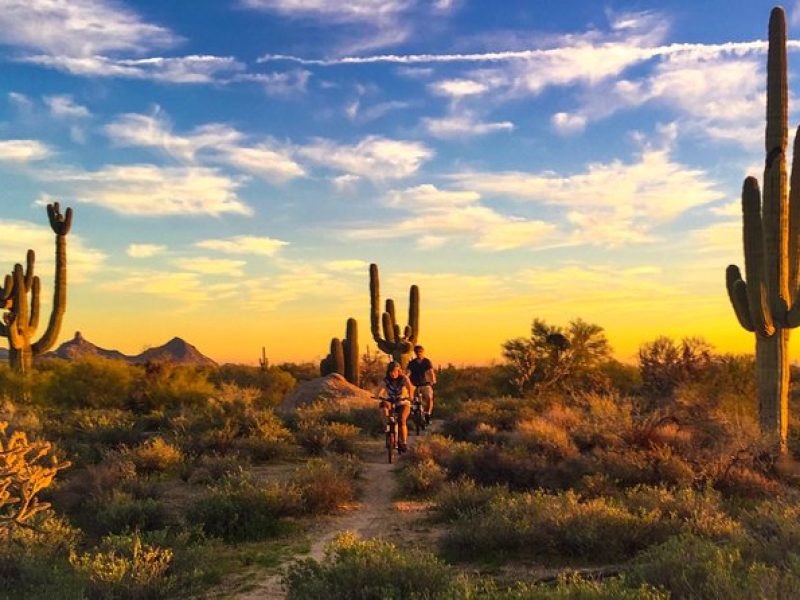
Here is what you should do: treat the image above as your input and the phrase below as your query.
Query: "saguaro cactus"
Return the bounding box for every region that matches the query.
[320,318,360,385]
[259,346,268,371]
[1,203,72,375]
[369,263,419,368]
[726,7,798,453]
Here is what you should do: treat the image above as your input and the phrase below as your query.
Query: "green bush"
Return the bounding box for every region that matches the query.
[211,364,296,407]
[86,491,169,536]
[40,356,136,409]
[295,416,361,455]
[186,475,302,542]
[630,534,800,600]
[398,458,447,497]
[284,532,460,600]
[292,457,359,514]
[435,478,507,522]
[70,533,175,600]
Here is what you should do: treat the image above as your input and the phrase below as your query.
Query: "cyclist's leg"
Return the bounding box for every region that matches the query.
[397,400,411,447]
[379,399,391,420]
[422,385,433,417]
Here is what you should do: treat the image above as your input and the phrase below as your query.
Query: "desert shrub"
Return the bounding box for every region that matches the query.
[130,362,215,412]
[488,574,667,599]
[39,356,135,409]
[507,417,578,461]
[127,437,184,474]
[211,364,296,407]
[292,457,359,514]
[0,513,83,598]
[284,532,459,600]
[630,534,800,600]
[300,420,360,455]
[186,453,245,485]
[570,393,630,451]
[739,500,800,567]
[173,385,294,458]
[186,474,302,542]
[84,490,169,537]
[435,478,507,522]
[442,489,704,562]
[398,458,447,497]
[70,533,175,600]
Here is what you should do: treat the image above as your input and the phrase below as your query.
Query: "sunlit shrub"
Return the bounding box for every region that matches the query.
[398,458,446,497]
[292,457,359,514]
[127,437,184,474]
[40,356,135,409]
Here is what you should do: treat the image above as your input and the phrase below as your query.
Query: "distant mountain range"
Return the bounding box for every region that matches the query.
[0,331,217,367]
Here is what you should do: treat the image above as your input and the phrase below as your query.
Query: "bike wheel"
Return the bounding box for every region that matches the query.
[387,430,395,464]
[414,411,422,436]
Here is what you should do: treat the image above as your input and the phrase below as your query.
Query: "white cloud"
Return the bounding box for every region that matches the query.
[45,164,252,216]
[241,0,413,23]
[325,259,370,273]
[106,112,305,182]
[101,270,238,306]
[0,139,51,162]
[429,78,488,98]
[551,112,587,135]
[172,257,247,276]
[21,54,245,84]
[127,243,166,258]
[422,113,514,138]
[0,0,176,57]
[332,174,362,191]
[297,135,433,180]
[44,95,90,119]
[346,184,557,251]
[196,235,288,256]
[451,147,723,246]
[238,69,311,96]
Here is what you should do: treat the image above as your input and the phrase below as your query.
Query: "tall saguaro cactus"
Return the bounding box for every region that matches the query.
[726,7,798,453]
[320,318,360,386]
[1,203,72,375]
[369,263,419,368]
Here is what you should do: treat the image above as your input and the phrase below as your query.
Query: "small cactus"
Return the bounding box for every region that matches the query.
[259,346,268,371]
[1,203,71,375]
[320,318,360,385]
[369,263,419,368]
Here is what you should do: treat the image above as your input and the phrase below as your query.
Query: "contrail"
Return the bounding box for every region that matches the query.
[258,40,800,66]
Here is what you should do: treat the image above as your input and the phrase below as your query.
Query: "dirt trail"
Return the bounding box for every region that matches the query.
[233,438,430,600]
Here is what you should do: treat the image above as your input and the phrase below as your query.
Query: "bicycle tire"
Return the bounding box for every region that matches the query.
[387,430,395,464]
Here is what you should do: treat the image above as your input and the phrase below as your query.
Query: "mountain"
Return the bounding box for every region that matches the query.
[133,337,217,367]
[38,333,217,367]
[49,331,130,361]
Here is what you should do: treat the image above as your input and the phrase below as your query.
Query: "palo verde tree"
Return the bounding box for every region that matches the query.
[0,203,72,376]
[369,263,419,368]
[502,318,610,396]
[725,7,800,452]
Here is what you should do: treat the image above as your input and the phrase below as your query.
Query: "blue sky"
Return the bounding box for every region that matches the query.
[0,0,795,364]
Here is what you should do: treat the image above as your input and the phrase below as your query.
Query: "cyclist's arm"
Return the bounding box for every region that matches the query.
[403,375,414,398]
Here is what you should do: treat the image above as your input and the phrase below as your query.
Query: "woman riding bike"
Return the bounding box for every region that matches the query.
[376,361,413,452]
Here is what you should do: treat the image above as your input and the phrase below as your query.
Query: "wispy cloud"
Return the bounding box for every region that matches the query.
[236,69,311,96]
[345,184,557,251]
[196,235,289,256]
[297,135,433,180]
[0,139,51,162]
[172,257,247,277]
[127,243,167,258]
[43,165,252,217]
[106,112,305,182]
[422,112,514,138]
[450,144,723,246]
[44,95,91,119]
[21,54,245,84]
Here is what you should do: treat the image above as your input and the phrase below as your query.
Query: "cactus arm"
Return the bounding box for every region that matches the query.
[331,338,345,375]
[369,263,381,341]
[47,203,72,236]
[742,177,776,336]
[31,224,67,356]
[408,285,419,343]
[5,311,22,350]
[382,313,396,344]
[12,265,28,333]
[23,250,34,292]
[726,265,755,331]
[344,318,359,385]
[386,299,396,327]
[789,128,800,298]
[763,153,789,314]
[29,276,40,331]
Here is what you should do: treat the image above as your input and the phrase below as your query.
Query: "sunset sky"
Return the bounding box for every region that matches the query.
[0,0,797,365]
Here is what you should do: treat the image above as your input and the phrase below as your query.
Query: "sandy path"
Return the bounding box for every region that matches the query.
[233,441,408,600]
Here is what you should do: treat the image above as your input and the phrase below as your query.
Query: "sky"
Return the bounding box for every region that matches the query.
[0,0,798,366]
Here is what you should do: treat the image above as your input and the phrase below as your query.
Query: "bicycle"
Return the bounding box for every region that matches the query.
[410,387,427,436]
[375,395,407,464]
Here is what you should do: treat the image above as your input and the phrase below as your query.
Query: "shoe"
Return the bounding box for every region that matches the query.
[424,413,431,425]
[398,443,407,453]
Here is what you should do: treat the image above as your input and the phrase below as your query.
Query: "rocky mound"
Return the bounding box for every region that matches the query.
[278,373,376,414]
[133,337,217,367]
[50,331,130,361]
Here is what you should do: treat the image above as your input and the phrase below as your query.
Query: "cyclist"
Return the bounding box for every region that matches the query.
[407,345,436,424]
[376,361,413,452]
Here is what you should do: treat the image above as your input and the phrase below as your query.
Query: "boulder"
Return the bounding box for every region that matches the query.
[278,373,376,414]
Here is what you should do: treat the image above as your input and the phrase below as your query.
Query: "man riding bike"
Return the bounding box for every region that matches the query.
[406,345,436,424]
[376,361,413,452]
